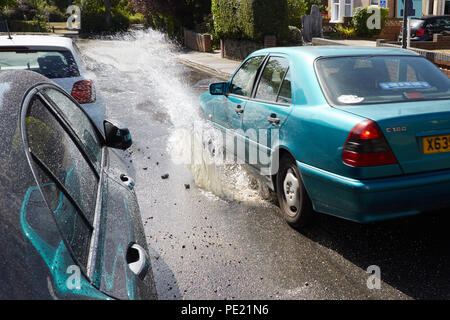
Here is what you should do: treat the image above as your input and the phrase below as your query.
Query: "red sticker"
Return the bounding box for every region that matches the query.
[406,92,424,99]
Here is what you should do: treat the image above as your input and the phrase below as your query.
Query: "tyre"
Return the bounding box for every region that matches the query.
[275,155,313,229]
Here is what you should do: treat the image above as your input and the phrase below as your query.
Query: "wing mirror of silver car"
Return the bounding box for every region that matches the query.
[104,119,133,150]
[209,82,228,95]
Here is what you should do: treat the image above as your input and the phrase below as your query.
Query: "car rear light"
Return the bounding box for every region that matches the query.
[342,120,398,167]
[415,28,425,36]
[71,80,95,104]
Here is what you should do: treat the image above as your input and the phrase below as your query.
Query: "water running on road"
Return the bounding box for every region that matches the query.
[78,29,271,202]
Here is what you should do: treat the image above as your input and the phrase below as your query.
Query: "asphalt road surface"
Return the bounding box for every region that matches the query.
[77,30,450,300]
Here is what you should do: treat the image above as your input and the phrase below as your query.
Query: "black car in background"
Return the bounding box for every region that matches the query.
[0,70,156,299]
[399,15,450,41]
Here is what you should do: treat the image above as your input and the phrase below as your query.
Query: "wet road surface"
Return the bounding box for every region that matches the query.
[77,30,450,300]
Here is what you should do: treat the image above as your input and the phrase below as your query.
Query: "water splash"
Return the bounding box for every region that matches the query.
[78,29,271,202]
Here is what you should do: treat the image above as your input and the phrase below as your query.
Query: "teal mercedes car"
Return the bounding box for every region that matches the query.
[200,46,450,229]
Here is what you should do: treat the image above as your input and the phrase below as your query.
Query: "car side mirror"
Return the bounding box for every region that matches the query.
[209,82,228,95]
[103,119,132,150]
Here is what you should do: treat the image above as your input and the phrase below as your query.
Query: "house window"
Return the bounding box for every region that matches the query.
[331,0,354,22]
[344,0,353,16]
[332,0,340,22]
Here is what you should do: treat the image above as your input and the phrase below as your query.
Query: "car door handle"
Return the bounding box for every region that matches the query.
[235,105,244,113]
[126,243,150,280]
[267,115,280,124]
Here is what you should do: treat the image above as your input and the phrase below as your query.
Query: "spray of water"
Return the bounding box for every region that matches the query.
[78,29,271,202]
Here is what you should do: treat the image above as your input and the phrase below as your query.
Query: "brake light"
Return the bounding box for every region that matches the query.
[71,80,95,104]
[415,28,425,36]
[342,120,398,167]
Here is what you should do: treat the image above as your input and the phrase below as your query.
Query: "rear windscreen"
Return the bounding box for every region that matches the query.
[315,55,450,105]
[0,50,80,78]
[410,19,425,28]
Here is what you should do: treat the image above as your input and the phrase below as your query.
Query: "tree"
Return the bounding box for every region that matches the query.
[0,0,17,11]
[104,0,112,27]
[287,0,307,28]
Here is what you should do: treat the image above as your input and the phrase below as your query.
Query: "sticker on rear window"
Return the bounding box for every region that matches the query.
[379,81,432,90]
[337,95,365,104]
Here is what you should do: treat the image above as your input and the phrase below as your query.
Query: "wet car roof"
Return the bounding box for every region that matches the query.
[0,70,53,155]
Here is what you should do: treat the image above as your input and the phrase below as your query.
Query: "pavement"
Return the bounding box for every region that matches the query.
[175,38,377,81]
[176,49,241,80]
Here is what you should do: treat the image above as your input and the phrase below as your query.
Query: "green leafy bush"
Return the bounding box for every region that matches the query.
[352,5,389,37]
[211,0,242,40]
[287,0,307,29]
[77,0,130,34]
[45,5,66,22]
[128,13,146,25]
[287,25,302,45]
[212,0,289,43]
[239,0,289,43]
[335,24,355,39]
[8,19,49,32]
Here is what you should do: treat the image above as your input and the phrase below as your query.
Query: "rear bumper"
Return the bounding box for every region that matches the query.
[299,161,450,223]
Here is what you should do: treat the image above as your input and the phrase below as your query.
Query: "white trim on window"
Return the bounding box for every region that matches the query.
[330,0,354,23]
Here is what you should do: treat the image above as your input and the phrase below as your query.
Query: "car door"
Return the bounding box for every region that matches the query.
[24,85,155,299]
[214,56,266,133]
[242,55,293,173]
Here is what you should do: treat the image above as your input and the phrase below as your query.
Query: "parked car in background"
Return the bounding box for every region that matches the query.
[0,70,156,300]
[399,15,450,41]
[0,35,105,129]
[201,46,450,229]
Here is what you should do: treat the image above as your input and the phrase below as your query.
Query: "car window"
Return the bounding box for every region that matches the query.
[42,88,101,168]
[410,19,424,28]
[229,56,265,97]
[316,55,450,105]
[255,57,289,102]
[0,50,79,78]
[278,70,292,104]
[26,96,98,225]
[34,165,92,268]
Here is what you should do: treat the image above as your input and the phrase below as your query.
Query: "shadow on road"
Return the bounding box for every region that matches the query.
[301,208,450,299]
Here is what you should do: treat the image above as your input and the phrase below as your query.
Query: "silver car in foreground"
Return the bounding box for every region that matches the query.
[0,35,105,128]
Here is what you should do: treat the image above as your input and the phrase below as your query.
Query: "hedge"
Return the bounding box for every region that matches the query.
[211,0,242,40]
[78,0,130,34]
[212,0,289,43]
[240,0,289,42]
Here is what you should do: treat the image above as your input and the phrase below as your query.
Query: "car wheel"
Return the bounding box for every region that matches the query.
[276,155,313,229]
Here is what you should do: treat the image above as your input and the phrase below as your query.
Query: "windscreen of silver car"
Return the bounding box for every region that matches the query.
[0,50,79,78]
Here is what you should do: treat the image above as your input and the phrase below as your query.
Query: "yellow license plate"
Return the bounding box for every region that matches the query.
[423,135,450,154]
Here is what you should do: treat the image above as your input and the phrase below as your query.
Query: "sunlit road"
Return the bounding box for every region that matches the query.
[77,30,450,300]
